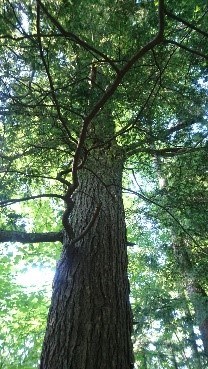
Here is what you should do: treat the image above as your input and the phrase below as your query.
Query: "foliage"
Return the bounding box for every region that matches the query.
[0,252,52,369]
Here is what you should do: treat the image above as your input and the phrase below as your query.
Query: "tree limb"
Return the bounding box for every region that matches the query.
[123,187,204,252]
[160,118,205,139]
[0,194,64,207]
[36,3,77,147]
[165,39,208,60]
[126,144,206,158]
[36,0,119,73]
[0,229,134,246]
[0,148,37,161]
[0,230,63,243]
[165,9,208,38]
[71,0,165,192]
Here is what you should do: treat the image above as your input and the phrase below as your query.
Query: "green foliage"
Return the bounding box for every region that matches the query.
[0,252,53,369]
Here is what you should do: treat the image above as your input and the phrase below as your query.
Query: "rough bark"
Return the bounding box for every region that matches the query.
[39,147,134,369]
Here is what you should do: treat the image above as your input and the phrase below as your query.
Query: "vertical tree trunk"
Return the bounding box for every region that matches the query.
[170,349,179,369]
[139,347,148,369]
[39,147,134,369]
[186,282,208,357]
[172,241,208,357]
[183,299,203,369]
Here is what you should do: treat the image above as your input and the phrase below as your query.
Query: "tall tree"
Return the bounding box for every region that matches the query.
[128,131,208,367]
[0,0,207,368]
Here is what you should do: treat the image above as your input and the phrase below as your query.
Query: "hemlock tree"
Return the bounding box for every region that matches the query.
[126,151,208,368]
[128,214,208,368]
[0,0,207,368]
[152,147,208,361]
[128,141,208,367]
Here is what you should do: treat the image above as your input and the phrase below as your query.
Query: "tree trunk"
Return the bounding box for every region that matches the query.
[172,241,208,357]
[139,347,148,369]
[183,298,203,369]
[170,349,179,369]
[186,282,208,358]
[39,147,134,369]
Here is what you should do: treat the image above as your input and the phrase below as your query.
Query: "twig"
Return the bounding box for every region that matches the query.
[123,187,203,251]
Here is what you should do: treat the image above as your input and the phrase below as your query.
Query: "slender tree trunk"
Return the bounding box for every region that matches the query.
[170,349,179,369]
[186,282,208,357]
[183,298,203,369]
[139,347,148,369]
[172,241,208,357]
[39,147,134,369]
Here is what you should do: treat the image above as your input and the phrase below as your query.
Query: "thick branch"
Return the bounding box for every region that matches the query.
[149,146,206,156]
[36,0,119,73]
[161,118,204,138]
[36,4,77,146]
[0,230,63,243]
[165,9,208,38]
[0,229,134,246]
[0,148,37,161]
[71,0,165,191]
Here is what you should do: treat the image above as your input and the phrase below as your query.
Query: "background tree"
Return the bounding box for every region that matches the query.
[0,0,207,368]
[127,138,208,368]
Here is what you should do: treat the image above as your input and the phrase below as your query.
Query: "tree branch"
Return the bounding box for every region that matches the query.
[36,0,119,73]
[0,148,37,161]
[36,3,77,147]
[0,194,63,207]
[71,0,165,192]
[165,9,208,38]
[160,118,205,139]
[0,229,135,246]
[126,143,206,158]
[123,187,203,251]
[0,230,63,243]
[165,39,208,60]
